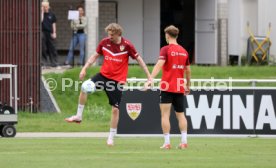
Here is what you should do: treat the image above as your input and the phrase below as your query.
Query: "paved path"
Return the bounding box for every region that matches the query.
[42,65,72,74]
[16,132,109,138]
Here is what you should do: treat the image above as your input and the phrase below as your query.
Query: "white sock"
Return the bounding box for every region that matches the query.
[76,104,84,118]
[164,133,170,145]
[181,131,187,144]
[108,128,117,140]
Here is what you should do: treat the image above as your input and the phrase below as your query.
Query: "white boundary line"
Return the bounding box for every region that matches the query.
[124,86,276,90]
[14,132,276,138]
[16,132,109,138]
[127,78,276,83]
[117,134,276,138]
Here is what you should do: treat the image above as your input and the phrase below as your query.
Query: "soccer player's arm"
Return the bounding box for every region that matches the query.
[128,42,152,81]
[143,59,165,90]
[136,56,152,81]
[151,59,165,79]
[79,53,100,80]
[85,53,101,68]
[79,40,103,80]
[185,66,191,88]
[144,47,167,89]
[185,58,191,94]
[151,46,167,79]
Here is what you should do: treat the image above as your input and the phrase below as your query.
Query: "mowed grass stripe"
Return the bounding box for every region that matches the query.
[0,137,275,168]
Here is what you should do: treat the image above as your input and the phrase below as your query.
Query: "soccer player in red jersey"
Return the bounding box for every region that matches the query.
[65,23,152,146]
[145,25,191,149]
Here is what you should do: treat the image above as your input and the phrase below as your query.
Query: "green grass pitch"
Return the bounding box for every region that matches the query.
[0,137,275,168]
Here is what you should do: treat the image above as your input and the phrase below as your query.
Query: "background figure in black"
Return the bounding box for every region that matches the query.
[41,1,59,68]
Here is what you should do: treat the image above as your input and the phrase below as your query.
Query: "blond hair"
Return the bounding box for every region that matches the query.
[105,23,123,36]
[164,25,179,38]
[42,1,49,7]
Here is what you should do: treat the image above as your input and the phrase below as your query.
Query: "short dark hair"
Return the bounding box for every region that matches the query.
[164,25,179,38]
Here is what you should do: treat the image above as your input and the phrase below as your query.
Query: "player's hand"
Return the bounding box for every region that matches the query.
[79,69,86,80]
[143,79,153,91]
[184,87,190,95]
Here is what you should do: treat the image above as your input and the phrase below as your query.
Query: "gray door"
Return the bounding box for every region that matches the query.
[195,0,217,64]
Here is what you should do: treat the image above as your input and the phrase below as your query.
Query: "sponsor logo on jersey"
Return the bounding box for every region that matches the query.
[172,64,185,69]
[105,56,123,62]
[171,52,187,57]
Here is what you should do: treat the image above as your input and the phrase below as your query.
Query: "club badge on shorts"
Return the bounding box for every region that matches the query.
[120,45,125,51]
[126,103,142,121]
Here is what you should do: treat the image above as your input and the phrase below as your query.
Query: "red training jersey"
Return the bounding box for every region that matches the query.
[159,44,190,93]
[96,37,138,83]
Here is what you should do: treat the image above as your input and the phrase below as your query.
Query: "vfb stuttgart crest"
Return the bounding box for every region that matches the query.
[120,45,125,51]
[126,103,142,121]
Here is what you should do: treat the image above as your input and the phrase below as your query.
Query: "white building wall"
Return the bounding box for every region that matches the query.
[241,0,258,56]
[86,0,99,60]
[228,0,258,59]
[229,0,275,63]
[258,0,276,60]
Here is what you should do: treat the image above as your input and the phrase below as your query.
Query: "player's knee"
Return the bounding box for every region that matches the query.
[161,113,170,120]
[175,112,186,120]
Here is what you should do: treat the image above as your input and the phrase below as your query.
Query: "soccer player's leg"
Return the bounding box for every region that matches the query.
[160,91,173,149]
[64,91,87,123]
[106,106,119,146]
[65,73,103,123]
[173,94,188,149]
[105,81,123,146]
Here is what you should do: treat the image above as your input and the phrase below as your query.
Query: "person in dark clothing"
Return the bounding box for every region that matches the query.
[41,1,59,68]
